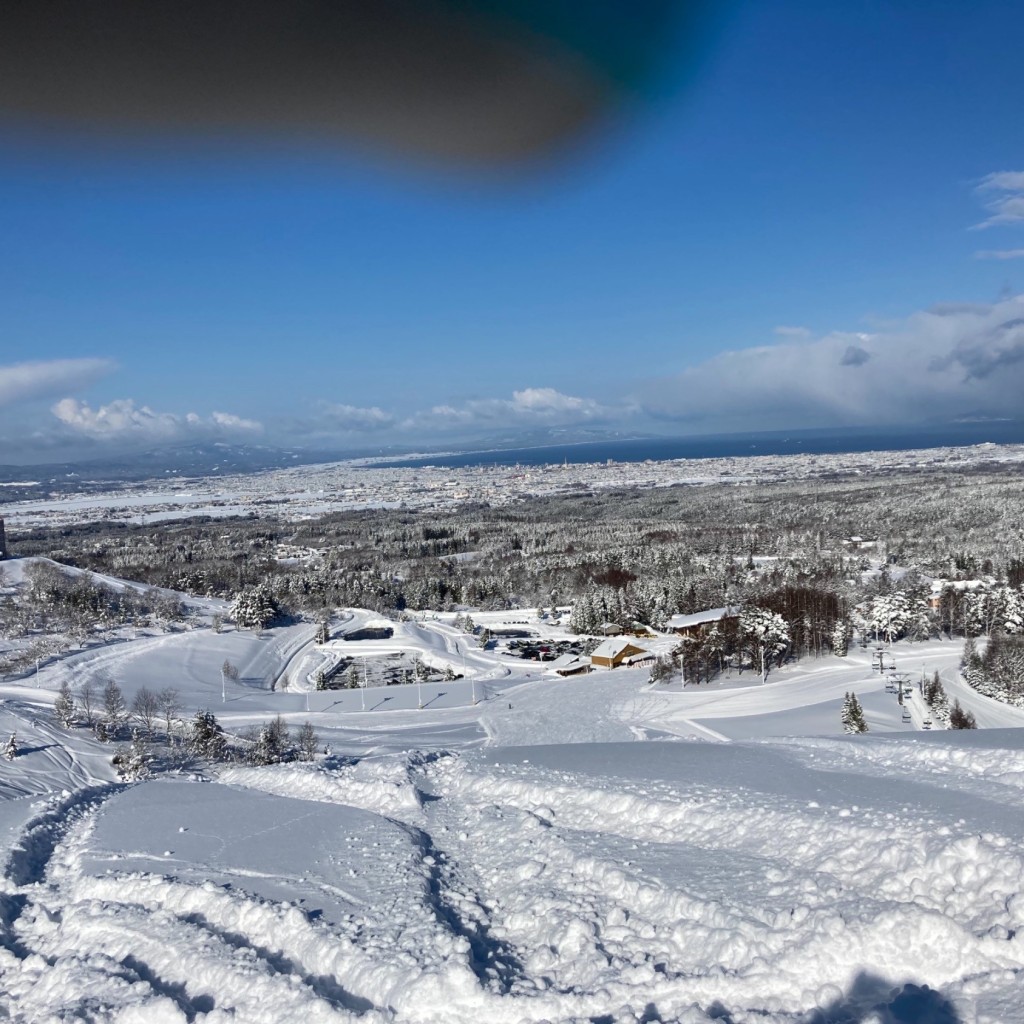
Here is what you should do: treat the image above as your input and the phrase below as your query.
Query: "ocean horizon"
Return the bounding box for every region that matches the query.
[374,421,1024,470]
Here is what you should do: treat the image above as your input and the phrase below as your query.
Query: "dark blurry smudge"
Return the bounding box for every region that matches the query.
[0,0,714,165]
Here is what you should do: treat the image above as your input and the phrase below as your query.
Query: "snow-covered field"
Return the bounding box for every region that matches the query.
[2,561,1024,1021]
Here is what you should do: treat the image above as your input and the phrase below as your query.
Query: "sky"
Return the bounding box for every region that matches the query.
[2,0,1024,464]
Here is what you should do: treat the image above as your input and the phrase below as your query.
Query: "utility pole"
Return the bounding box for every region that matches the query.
[416,659,424,709]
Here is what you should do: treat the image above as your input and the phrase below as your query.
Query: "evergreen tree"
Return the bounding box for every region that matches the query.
[949,700,978,730]
[232,582,279,630]
[116,730,152,781]
[189,708,226,760]
[54,679,76,728]
[297,721,319,762]
[831,618,851,657]
[3,733,16,760]
[247,725,276,766]
[842,691,868,733]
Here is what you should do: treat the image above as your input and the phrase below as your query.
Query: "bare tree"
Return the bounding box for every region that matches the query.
[158,687,182,742]
[103,679,127,738]
[131,687,160,736]
[77,679,97,727]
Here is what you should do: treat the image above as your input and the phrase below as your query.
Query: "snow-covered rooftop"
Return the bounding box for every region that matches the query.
[666,606,739,630]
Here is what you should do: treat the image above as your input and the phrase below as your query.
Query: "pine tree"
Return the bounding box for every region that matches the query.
[247,725,275,766]
[849,692,868,733]
[949,700,978,730]
[831,618,850,657]
[116,730,151,781]
[297,721,319,762]
[232,582,279,631]
[842,691,868,733]
[54,680,77,728]
[189,708,226,760]
[3,733,17,760]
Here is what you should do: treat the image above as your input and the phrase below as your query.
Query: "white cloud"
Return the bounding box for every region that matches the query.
[636,294,1024,431]
[51,398,262,441]
[211,410,263,431]
[0,358,115,409]
[321,403,395,432]
[974,248,1024,260]
[404,387,614,432]
[974,171,1024,229]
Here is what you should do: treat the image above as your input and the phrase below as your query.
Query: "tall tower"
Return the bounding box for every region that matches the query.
[0,516,6,559]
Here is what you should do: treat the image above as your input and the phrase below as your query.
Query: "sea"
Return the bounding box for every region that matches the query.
[374,421,1024,470]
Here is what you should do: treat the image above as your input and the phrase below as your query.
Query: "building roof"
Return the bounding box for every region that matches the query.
[548,653,590,672]
[666,606,739,631]
[590,636,646,661]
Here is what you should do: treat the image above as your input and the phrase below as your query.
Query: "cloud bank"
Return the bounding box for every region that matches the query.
[0,358,115,409]
[404,387,614,432]
[636,295,1024,432]
[51,398,262,442]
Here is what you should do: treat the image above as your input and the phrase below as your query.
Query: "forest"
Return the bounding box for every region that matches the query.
[5,464,1024,692]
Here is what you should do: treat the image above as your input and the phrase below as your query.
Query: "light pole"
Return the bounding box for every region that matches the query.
[361,658,367,712]
[221,666,226,704]
[416,660,424,709]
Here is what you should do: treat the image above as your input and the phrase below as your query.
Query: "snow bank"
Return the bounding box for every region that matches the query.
[220,755,427,825]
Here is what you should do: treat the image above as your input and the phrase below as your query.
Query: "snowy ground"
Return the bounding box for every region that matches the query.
[2,564,1024,1021]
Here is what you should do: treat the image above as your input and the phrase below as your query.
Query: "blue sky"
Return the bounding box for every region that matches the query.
[2,0,1024,462]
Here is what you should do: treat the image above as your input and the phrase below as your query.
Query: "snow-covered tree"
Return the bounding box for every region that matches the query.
[231,582,279,631]
[921,671,949,724]
[740,607,790,682]
[866,592,915,643]
[831,618,851,657]
[189,708,226,760]
[3,733,17,760]
[297,721,319,762]
[54,680,77,728]
[116,729,152,781]
[841,692,868,733]
[246,715,290,766]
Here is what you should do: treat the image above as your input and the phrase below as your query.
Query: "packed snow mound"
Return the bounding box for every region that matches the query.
[220,753,429,825]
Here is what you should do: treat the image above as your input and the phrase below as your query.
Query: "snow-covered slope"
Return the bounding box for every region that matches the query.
[2,596,1024,1021]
